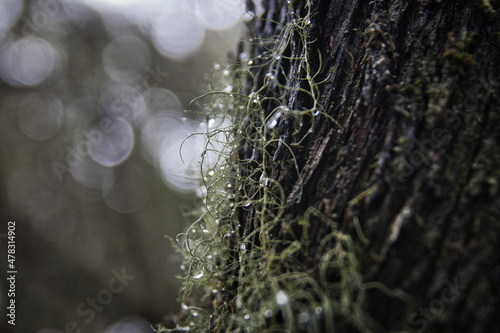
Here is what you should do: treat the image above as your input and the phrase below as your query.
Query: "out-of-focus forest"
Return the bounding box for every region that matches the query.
[0,0,255,332]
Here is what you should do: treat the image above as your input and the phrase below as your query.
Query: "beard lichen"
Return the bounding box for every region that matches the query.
[154,1,394,332]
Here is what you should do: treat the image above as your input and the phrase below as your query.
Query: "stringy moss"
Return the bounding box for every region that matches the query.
[155,2,383,332]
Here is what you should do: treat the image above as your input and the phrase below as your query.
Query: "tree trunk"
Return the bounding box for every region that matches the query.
[164,0,500,332]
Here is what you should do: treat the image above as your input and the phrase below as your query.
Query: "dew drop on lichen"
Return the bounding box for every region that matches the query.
[243,11,255,21]
[208,170,215,176]
[181,303,188,310]
[192,270,204,279]
[223,69,230,76]
[244,314,251,320]
[276,290,289,306]
[214,63,221,70]
[266,111,282,129]
[192,311,198,317]
[315,307,323,315]
[264,309,273,318]
[247,60,254,65]
[240,244,246,250]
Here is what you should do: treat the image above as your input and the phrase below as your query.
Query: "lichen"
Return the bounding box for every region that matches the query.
[154,2,391,332]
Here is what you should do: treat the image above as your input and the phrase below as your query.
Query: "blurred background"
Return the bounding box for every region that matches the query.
[0,0,262,332]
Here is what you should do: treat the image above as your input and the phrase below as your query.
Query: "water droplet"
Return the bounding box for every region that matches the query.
[192,311,198,317]
[223,69,230,76]
[247,60,254,65]
[212,289,218,294]
[181,303,188,310]
[276,290,289,306]
[315,307,323,315]
[227,183,232,188]
[244,201,251,208]
[181,117,188,122]
[214,63,221,70]
[244,314,251,320]
[264,309,273,318]
[266,111,283,129]
[180,264,186,270]
[189,322,195,327]
[208,170,215,176]
[239,52,249,61]
[192,270,204,279]
[243,11,255,21]
[276,55,281,60]
[314,110,320,116]
[240,244,246,250]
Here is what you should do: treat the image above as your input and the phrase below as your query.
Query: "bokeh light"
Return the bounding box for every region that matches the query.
[0,0,23,39]
[152,6,205,59]
[0,37,59,86]
[195,0,242,30]
[17,92,64,141]
[0,0,252,331]
[103,35,151,83]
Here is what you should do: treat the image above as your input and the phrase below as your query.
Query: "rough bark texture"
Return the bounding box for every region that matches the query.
[230,0,500,332]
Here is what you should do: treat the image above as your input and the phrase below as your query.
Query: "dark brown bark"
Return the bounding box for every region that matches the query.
[225,0,500,332]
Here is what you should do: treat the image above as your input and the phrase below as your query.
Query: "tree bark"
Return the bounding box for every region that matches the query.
[168,1,500,332]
